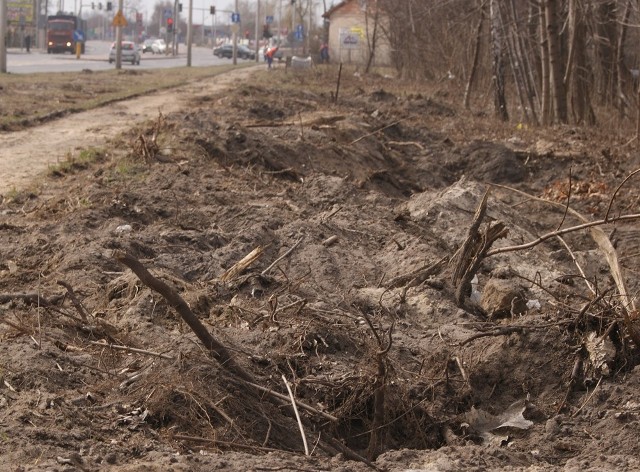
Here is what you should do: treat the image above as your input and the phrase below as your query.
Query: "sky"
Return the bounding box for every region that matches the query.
[59,0,327,26]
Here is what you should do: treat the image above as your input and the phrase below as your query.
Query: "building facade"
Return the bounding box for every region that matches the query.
[323,0,390,67]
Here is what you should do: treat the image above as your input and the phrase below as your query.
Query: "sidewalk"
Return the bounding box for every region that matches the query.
[7,48,34,54]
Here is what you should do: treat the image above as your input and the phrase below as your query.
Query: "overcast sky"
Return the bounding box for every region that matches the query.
[68,0,326,26]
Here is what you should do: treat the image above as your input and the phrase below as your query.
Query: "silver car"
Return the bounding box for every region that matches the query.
[109,41,141,65]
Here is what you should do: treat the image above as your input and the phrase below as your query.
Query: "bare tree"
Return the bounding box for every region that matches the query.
[364,0,381,73]
[566,0,596,124]
[544,0,567,124]
[490,0,509,121]
[463,1,487,110]
[375,0,640,131]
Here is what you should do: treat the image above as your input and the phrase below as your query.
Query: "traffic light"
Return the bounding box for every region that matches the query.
[91,2,95,9]
[167,17,173,32]
[106,1,112,11]
[210,5,215,15]
[178,3,182,12]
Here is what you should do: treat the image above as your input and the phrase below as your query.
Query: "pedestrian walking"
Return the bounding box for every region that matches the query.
[320,42,329,63]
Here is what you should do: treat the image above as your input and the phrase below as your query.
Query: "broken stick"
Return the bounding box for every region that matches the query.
[113,250,253,382]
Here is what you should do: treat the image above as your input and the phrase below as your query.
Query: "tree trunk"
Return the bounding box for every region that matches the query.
[490,0,509,121]
[505,0,539,125]
[544,0,567,124]
[463,1,487,110]
[616,0,632,117]
[566,0,596,125]
[595,1,618,106]
[538,2,551,125]
[365,1,380,73]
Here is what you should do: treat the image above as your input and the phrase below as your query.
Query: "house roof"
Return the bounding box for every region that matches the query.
[322,1,349,19]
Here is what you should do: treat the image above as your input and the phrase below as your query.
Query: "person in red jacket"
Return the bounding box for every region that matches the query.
[266,46,279,69]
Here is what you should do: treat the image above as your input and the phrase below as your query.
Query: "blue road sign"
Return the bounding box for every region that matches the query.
[231,12,240,23]
[296,24,303,33]
[266,15,274,24]
[73,30,85,42]
[163,8,172,19]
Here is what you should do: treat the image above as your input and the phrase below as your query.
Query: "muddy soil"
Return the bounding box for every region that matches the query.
[1,66,640,472]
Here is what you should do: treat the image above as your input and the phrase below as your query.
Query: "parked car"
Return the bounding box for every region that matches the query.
[213,44,256,60]
[109,41,141,65]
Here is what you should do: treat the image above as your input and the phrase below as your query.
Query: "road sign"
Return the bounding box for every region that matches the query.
[295,24,303,41]
[339,28,360,49]
[231,12,240,23]
[163,8,172,19]
[73,30,85,42]
[112,10,127,27]
[266,15,273,24]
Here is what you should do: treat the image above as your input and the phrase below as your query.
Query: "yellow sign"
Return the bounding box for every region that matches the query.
[350,26,365,38]
[112,10,128,27]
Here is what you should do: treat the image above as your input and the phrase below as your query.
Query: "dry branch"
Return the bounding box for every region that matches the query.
[386,256,448,289]
[349,119,406,145]
[241,380,338,422]
[490,182,638,312]
[113,250,253,382]
[220,246,264,283]
[171,434,284,453]
[57,280,89,321]
[261,237,303,276]
[244,115,345,128]
[449,189,508,307]
[282,375,309,456]
[89,340,174,360]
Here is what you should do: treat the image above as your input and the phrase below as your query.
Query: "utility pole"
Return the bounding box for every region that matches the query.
[173,0,179,54]
[0,0,6,73]
[232,0,237,65]
[254,0,259,62]
[212,11,215,46]
[115,0,123,68]
[306,0,311,55]
[186,0,192,65]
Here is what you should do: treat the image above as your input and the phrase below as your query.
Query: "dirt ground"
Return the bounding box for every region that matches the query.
[1,65,640,472]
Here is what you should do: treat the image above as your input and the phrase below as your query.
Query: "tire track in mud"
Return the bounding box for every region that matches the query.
[0,66,257,195]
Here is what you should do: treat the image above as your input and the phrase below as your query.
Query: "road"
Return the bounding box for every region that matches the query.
[6,40,262,74]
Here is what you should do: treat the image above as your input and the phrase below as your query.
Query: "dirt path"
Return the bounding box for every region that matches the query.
[0,66,258,195]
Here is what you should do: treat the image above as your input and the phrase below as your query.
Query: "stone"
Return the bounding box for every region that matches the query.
[480,278,527,319]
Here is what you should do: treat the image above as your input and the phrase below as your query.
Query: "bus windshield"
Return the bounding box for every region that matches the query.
[49,22,74,31]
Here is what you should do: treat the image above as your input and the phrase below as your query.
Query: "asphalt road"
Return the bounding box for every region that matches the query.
[6,40,262,73]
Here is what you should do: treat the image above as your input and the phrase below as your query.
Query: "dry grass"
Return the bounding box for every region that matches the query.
[0,63,250,130]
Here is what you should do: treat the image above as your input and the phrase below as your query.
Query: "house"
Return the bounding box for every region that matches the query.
[322,0,391,66]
